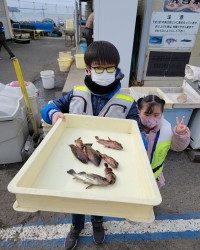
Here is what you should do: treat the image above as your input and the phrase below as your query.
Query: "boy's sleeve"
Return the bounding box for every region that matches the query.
[126,101,139,122]
[41,90,73,124]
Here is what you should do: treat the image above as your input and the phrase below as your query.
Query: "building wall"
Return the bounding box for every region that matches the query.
[0,0,13,39]
[94,0,138,87]
[138,0,200,87]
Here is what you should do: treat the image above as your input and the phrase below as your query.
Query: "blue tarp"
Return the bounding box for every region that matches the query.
[28,22,54,32]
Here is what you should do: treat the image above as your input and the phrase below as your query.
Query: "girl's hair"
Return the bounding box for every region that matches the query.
[137,95,165,114]
[84,41,120,67]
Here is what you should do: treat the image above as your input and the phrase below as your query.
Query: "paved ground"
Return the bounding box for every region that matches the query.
[0,37,72,84]
[0,38,200,250]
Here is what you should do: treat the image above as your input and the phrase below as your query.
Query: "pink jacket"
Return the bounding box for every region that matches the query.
[171,127,190,151]
[146,118,190,160]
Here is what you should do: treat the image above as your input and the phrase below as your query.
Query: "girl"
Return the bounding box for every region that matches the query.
[137,95,190,188]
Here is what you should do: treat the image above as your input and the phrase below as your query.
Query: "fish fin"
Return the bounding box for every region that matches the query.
[108,137,111,141]
[96,150,102,157]
[86,184,93,189]
[79,171,86,174]
[67,169,76,175]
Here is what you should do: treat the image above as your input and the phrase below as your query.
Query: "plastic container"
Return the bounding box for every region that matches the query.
[59,51,72,59]
[74,54,86,69]
[7,81,38,98]
[80,42,87,54]
[1,81,41,127]
[129,87,173,109]
[0,95,28,164]
[189,109,200,149]
[40,70,55,89]
[8,114,161,222]
[185,64,200,82]
[0,83,5,92]
[160,81,200,108]
[57,58,72,72]
[65,19,74,31]
[41,119,53,137]
[164,108,193,128]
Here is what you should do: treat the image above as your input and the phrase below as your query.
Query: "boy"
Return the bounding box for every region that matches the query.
[41,41,138,250]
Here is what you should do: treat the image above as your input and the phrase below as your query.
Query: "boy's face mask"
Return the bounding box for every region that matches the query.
[90,68,116,86]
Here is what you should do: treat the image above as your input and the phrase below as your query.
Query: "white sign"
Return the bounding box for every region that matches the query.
[149,12,200,48]
[150,12,200,35]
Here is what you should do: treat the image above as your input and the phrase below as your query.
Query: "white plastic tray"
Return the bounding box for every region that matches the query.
[8,114,161,222]
[129,87,173,109]
[160,80,200,108]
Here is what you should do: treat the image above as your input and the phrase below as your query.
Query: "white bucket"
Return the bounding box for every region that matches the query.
[40,70,55,89]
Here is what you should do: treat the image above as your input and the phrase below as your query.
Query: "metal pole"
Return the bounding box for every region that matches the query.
[12,58,39,136]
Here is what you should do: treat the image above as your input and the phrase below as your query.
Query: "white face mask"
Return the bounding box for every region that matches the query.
[91,68,116,86]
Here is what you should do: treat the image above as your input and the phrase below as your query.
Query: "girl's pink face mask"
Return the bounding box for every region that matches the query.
[140,116,161,129]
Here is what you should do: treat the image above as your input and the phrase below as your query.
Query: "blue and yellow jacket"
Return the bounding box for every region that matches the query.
[41,84,139,125]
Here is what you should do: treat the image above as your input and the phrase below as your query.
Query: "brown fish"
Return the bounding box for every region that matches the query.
[74,137,84,149]
[84,145,101,166]
[69,144,88,164]
[67,169,110,189]
[97,151,119,169]
[104,163,116,184]
[95,136,123,150]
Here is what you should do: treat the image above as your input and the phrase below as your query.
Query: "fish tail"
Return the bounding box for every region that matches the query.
[67,169,76,175]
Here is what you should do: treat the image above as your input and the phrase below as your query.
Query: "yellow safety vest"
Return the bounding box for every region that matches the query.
[70,85,135,118]
[151,119,172,179]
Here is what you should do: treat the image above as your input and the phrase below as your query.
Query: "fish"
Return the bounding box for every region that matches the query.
[67,169,110,188]
[97,151,119,169]
[95,136,123,150]
[74,137,84,149]
[104,163,116,184]
[181,39,192,42]
[74,137,92,149]
[69,144,88,164]
[149,36,162,44]
[84,145,101,166]
[166,38,177,45]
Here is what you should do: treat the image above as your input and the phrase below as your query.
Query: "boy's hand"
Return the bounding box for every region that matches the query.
[175,116,188,135]
[52,112,65,125]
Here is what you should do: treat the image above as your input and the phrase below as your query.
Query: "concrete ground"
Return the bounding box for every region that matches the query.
[0,38,200,250]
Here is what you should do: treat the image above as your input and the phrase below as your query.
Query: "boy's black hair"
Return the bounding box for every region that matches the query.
[137,95,165,114]
[84,41,120,67]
